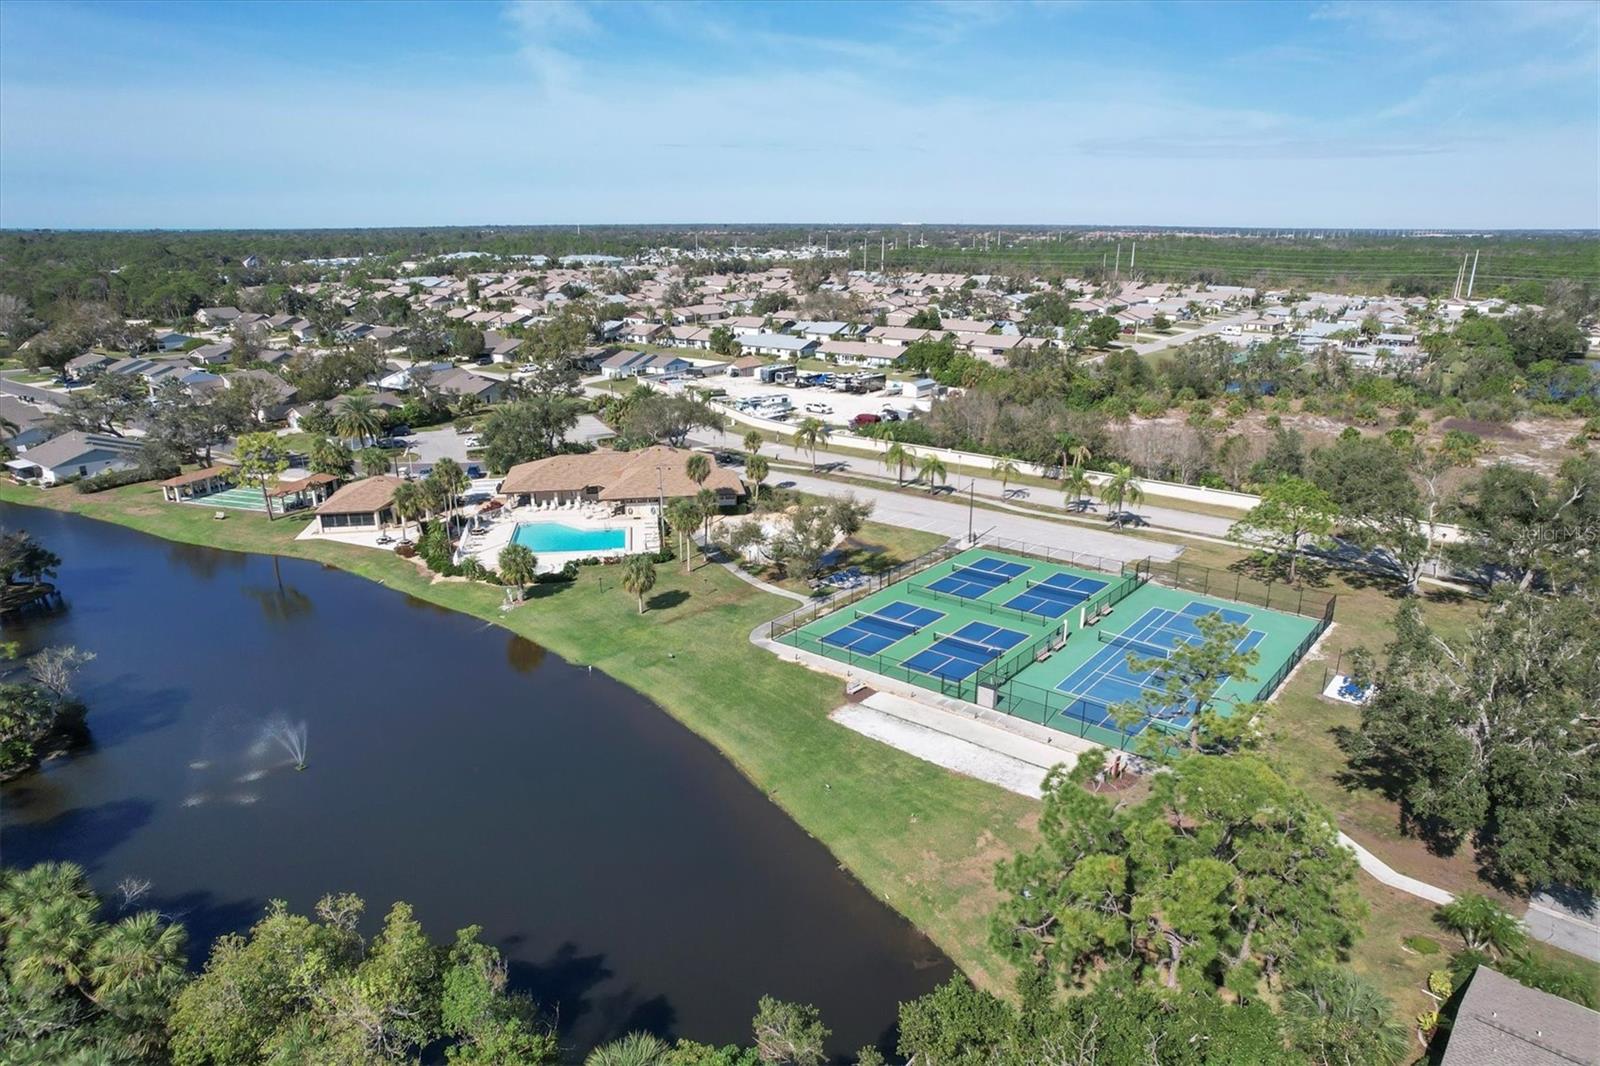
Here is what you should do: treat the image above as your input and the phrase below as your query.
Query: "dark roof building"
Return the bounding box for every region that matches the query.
[1439,966,1599,1066]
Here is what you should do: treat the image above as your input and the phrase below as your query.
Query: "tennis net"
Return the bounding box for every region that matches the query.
[1097,630,1180,660]
[933,631,1011,659]
[1025,578,1083,600]
[852,609,922,638]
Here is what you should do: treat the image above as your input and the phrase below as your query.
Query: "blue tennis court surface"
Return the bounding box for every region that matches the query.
[1053,603,1266,731]
[923,556,1030,599]
[1003,572,1109,618]
[820,601,943,655]
[902,621,1028,681]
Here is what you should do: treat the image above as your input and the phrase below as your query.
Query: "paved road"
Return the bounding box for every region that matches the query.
[763,467,1180,565]
[694,425,1239,542]
[1126,311,1255,358]
[0,373,67,409]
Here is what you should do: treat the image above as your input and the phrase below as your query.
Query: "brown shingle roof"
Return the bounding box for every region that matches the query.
[499,446,743,502]
[160,465,232,488]
[316,475,404,515]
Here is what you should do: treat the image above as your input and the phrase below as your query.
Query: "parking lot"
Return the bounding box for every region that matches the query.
[668,370,934,428]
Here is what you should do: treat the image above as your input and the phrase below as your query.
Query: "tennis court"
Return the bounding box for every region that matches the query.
[901,621,1029,681]
[184,486,269,512]
[777,544,1331,751]
[1050,604,1269,732]
[922,556,1030,599]
[1002,572,1108,619]
[820,601,943,656]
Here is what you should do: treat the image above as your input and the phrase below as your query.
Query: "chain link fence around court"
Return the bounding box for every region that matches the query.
[769,537,1335,755]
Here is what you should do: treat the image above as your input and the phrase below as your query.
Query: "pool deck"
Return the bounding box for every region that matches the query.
[460,503,655,573]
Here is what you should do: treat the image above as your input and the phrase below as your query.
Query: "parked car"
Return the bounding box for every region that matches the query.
[851,413,881,427]
[462,435,483,449]
[803,402,833,415]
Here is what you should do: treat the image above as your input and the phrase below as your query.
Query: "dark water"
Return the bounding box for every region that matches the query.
[0,504,951,1058]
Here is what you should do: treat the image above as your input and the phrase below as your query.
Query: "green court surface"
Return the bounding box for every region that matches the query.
[184,486,270,512]
[779,545,1329,751]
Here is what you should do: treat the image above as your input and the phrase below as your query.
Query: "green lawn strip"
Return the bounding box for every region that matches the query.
[0,480,1038,992]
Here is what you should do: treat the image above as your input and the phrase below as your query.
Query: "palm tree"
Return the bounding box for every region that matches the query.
[916,453,948,493]
[883,441,912,485]
[1069,443,1092,470]
[742,430,763,456]
[497,543,538,597]
[1099,462,1144,529]
[990,455,1021,497]
[429,457,470,529]
[685,452,711,488]
[88,910,186,1005]
[1061,466,1093,513]
[585,1031,670,1066]
[622,553,657,614]
[333,394,382,447]
[744,454,769,500]
[391,480,424,542]
[665,497,700,573]
[695,486,719,548]
[794,417,828,470]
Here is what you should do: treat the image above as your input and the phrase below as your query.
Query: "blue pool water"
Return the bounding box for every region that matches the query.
[512,522,627,553]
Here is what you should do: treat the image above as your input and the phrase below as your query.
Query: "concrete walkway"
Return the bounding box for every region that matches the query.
[832,691,1070,799]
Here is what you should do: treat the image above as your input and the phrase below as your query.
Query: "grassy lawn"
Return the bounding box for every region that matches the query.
[743,517,948,597]
[0,480,1038,993]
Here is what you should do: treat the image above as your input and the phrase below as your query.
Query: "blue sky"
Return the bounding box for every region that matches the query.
[1,0,1596,229]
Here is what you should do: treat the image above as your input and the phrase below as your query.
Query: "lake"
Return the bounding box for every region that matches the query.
[0,504,952,1058]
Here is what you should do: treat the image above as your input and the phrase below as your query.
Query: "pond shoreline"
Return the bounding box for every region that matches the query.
[0,481,1039,998]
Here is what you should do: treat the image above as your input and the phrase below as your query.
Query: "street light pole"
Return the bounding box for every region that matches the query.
[968,479,975,544]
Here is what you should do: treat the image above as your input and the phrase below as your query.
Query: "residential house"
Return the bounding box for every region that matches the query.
[482,332,522,363]
[663,325,712,350]
[224,370,299,421]
[817,340,903,369]
[792,320,851,341]
[620,322,664,344]
[196,306,242,327]
[864,326,930,347]
[599,350,692,379]
[154,331,194,351]
[64,352,115,381]
[4,431,142,484]
[0,396,59,451]
[430,367,508,404]
[738,333,818,359]
[187,342,235,366]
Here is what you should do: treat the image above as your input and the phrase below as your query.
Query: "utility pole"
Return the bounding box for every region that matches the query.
[655,465,668,550]
[880,236,885,272]
[1129,241,1136,273]
[967,480,976,544]
[1114,242,1121,278]
[1466,249,1480,299]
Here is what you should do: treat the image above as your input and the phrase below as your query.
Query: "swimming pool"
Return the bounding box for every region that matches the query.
[512,522,627,553]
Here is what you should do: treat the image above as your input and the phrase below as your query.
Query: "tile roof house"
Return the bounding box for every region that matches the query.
[737,333,818,359]
[1439,966,1599,1066]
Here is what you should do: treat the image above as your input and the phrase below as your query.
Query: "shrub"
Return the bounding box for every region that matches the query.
[75,465,175,494]
[393,542,417,559]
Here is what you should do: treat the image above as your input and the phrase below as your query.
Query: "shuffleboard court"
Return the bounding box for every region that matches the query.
[902,621,1028,682]
[923,556,1030,599]
[1003,572,1108,619]
[820,600,944,656]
